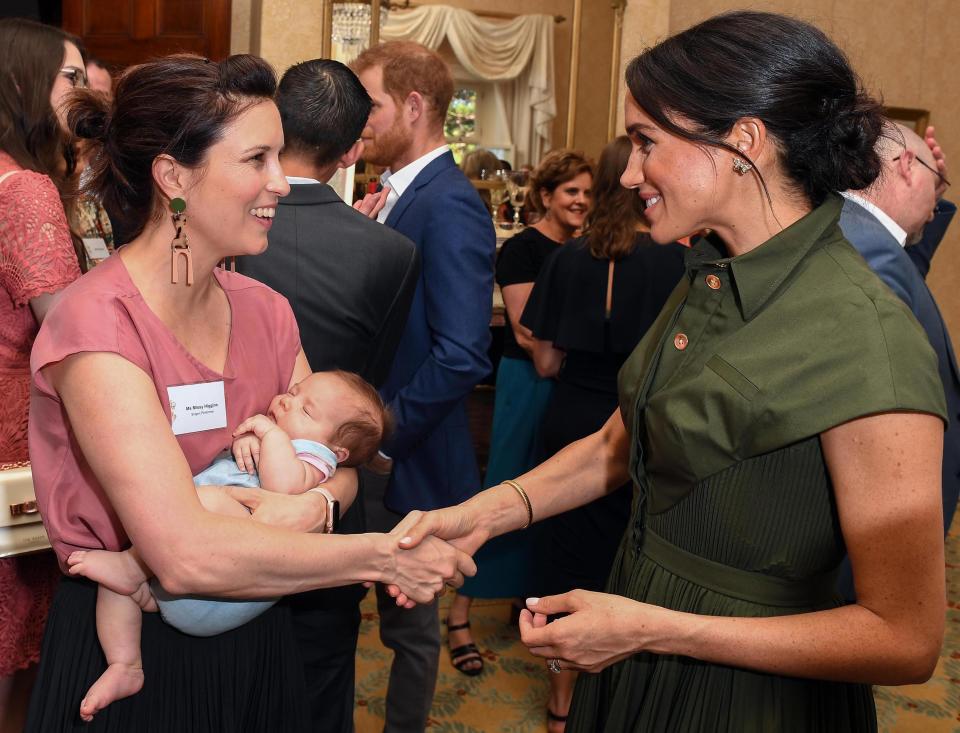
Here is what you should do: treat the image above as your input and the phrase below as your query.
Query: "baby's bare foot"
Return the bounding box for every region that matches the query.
[67,550,148,596]
[79,663,144,722]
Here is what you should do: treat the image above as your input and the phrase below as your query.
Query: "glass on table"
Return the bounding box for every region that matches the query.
[504,170,529,228]
[479,169,509,223]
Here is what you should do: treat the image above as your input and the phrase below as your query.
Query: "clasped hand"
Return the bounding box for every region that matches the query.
[382,511,477,607]
[378,505,491,607]
[519,590,666,673]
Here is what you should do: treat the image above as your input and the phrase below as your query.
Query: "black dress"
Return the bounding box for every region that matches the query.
[26,577,310,732]
[521,234,686,597]
[461,226,560,598]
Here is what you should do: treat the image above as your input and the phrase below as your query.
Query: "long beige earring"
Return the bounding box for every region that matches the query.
[169,197,193,286]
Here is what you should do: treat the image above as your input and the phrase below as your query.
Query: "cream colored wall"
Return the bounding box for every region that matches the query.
[619,0,960,343]
[234,1,620,162]
[231,0,253,54]
[614,0,669,134]
[571,0,617,159]
[255,0,327,76]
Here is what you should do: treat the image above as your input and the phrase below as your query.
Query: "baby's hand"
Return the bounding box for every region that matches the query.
[233,414,278,440]
[232,433,261,474]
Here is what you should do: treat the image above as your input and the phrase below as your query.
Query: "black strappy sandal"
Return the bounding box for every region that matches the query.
[445,619,484,677]
[547,708,568,730]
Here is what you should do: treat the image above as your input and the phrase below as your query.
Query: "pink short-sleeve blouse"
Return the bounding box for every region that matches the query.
[29,254,302,566]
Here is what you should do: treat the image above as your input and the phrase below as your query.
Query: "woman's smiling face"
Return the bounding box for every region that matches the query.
[541,171,592,234]
[620,93,728,244]
[177,99,290,259]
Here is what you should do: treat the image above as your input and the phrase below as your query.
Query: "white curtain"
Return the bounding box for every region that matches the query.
[381,5,555,165]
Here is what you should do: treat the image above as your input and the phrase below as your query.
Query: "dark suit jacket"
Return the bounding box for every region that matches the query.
[236,181,419,733]
[905,200,957,279]
[840,198,960,534]
[238,182,419,390]
[379,151,495,513]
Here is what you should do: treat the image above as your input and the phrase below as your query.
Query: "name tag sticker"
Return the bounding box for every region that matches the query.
[81,237,110,260]
[167,381,227,436]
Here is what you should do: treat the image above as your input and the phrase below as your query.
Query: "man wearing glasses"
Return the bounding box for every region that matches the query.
[838,122,957,598]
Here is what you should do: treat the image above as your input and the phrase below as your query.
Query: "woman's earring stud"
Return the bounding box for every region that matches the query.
[732,157,753,175]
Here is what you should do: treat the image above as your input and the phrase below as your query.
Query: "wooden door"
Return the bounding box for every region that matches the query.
[63,0,232,69]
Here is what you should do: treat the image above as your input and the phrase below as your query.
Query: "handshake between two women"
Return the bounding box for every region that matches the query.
[378,508,482,606]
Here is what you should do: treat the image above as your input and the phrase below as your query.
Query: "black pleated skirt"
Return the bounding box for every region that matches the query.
[25,576,311,732]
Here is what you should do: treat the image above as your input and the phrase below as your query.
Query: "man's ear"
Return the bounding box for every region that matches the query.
[896,149,916,184]
[337,139,365,170]
[405,91,425,124]
[152,153,189,204]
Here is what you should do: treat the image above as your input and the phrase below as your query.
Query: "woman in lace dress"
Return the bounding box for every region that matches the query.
[0,18,85,732]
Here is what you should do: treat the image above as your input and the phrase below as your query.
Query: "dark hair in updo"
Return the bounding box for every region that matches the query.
[626,11,884,206]
[67,54,276,242]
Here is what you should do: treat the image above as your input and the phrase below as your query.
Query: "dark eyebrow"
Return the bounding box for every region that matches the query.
[241,144,271,155]
[625,123,656,136]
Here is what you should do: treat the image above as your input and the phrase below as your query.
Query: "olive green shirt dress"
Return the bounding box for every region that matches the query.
[567,195,947,732]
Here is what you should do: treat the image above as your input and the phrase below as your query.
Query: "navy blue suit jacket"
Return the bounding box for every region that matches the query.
[905,200,957,279]
[379,151,495,513]
[840,198,959,534]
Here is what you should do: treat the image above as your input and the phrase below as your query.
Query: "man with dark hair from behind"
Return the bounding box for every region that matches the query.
[236,58,419,733]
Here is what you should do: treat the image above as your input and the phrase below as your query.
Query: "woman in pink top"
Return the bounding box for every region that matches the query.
[25,54,473,732]
[0,18,86,732]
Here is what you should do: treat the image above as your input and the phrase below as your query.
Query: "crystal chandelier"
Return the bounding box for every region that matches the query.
[331,2,389,63]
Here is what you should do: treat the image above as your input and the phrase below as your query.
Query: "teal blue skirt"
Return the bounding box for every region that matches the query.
[460,356,553,598]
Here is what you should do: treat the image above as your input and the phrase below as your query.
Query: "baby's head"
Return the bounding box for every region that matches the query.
[267,371,391,466]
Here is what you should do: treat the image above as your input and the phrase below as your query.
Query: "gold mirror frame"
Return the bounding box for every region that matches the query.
[884,107,930,136]
[320,0,385,59]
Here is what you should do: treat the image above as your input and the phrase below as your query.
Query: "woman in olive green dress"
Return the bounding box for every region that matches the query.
[394,11,947,732]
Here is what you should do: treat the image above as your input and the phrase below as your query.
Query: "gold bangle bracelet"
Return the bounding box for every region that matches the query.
[502,479,533,529]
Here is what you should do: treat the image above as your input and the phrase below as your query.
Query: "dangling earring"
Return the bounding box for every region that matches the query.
[169,197,193,286]
[732,157,753,176]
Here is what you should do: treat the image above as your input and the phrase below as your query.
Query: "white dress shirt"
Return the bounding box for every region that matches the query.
[840,191,908,247]
[376,145,450,223]
[285,175,322,185]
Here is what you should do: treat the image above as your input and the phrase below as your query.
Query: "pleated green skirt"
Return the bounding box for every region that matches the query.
[567,439,877,732]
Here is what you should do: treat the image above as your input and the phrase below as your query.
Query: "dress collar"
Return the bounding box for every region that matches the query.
[685,194,844,321]
[380,144,450,199]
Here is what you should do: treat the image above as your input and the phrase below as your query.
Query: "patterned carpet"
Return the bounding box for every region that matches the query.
[355,520,960,732]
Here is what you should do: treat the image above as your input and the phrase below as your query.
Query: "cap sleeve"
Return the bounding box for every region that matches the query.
[30,285,151,397]
[496,231,541,287]
[0,170,80,306]
[753,295,948,450]
[520,242,565,342]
